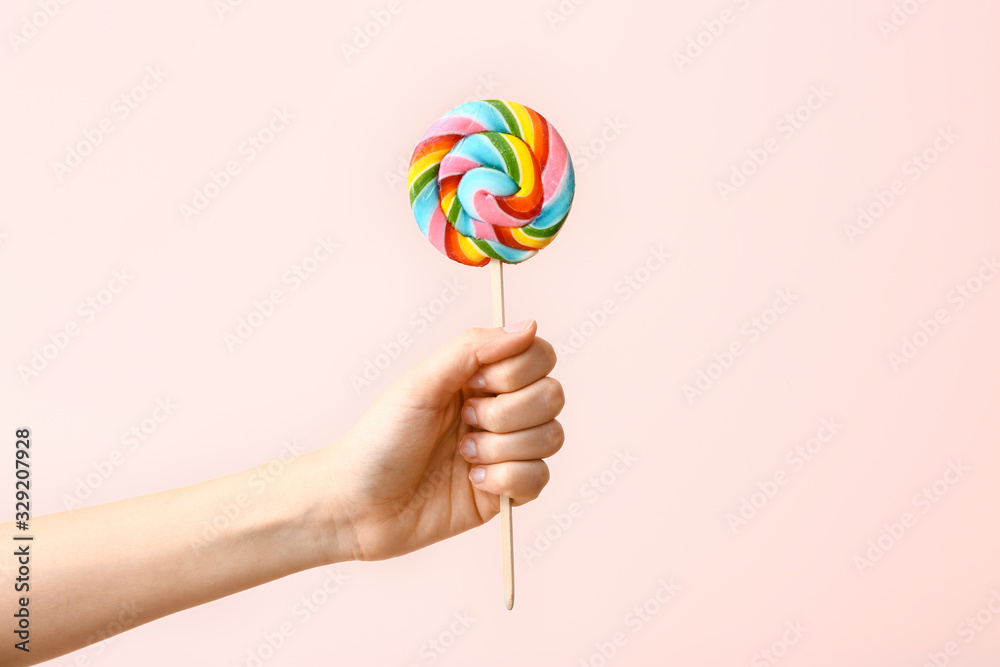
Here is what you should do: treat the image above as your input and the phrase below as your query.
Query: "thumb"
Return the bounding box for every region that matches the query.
[407,319,537,401]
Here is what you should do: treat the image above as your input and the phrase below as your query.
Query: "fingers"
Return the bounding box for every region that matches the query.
[406,320,537,403]
[447,327,562,509]
[468,460,550,504]
[466,337,557,393]
[459,420,564,464]
[463,377,565,434]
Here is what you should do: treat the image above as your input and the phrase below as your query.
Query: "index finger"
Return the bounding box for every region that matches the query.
[466,337,557,394]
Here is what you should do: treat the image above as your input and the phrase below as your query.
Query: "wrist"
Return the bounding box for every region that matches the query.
[286,448,359,566]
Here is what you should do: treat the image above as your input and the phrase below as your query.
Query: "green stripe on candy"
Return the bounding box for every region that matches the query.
[486,100,521,139]
[470,237,504,261]
[408,165,438,205]
[446,197,462,223]
[522,213,566,239]
[485,132,520,186]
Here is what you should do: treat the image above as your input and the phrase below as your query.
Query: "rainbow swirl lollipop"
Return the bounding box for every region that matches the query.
[407,100,575,267]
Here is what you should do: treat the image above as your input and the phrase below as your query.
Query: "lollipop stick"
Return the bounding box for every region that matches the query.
[490,258,514,611]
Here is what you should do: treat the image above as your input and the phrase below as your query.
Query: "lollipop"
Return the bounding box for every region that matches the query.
[407,100,575,609]
[408,99,575,267]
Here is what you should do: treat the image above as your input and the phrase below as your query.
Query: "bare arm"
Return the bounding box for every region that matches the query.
[0,323,564,666]
[0,448,347,666]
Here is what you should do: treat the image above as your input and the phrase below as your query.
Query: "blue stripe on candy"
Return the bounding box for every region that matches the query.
[411,180,439,236]
[458,167,518,197]
[453,209,477,237]
[457,167,518,222]
[530,160,576,230]
[441,101,511,134]
[448,134,507,174]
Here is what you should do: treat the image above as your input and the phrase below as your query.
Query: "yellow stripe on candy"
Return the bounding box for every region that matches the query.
[440,190,457,215]
[407,149,450,187]
[511,226,553,249]
[511,139,536,196]
[511,104,535,151]
[457,233,489,262]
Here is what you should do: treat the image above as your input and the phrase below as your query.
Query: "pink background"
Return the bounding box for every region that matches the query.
[2,0,1000,665]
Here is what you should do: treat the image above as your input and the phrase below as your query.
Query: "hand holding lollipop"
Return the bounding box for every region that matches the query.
[408,100,575,608]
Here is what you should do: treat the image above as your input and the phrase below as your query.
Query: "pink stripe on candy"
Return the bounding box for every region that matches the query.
[421,116,486,141]
[470,218,498,241]
[474,191,526,228]
[541,123,569,203]
[439,155,481,179]
[426,207,448,254]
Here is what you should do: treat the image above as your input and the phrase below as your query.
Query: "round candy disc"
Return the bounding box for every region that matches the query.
[407,100,575,267]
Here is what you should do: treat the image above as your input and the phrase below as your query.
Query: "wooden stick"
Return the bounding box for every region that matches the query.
[491,258,514,610]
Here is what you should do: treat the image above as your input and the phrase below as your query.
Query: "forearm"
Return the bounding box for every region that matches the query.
[0,448,349,666]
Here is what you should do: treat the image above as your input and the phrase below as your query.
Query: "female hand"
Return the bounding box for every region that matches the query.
[322,320,565,562]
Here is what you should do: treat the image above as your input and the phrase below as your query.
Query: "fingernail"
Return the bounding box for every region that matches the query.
[469,467,486,483]
[468,373,485,389]
[503,319,532,333]
[463,405,478,426]
[459,437,477,459]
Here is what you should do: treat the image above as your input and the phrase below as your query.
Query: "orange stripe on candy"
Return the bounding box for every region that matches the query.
[526,109,549,170]
[411,135,461,163]
[495,227,534,252]
[496,139,543,219]
[439,175,461,217]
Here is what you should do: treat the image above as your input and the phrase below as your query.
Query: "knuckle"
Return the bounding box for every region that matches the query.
[488,402,509,433]
[483,436,503,464]
[535,462,551,490]
[537,338,558,372]
[494,464,513,489]
[544,378,565,415]
[548,420,565,454]
[458,329,483,365]
[496,363,517,392]
[460,327,482,347]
